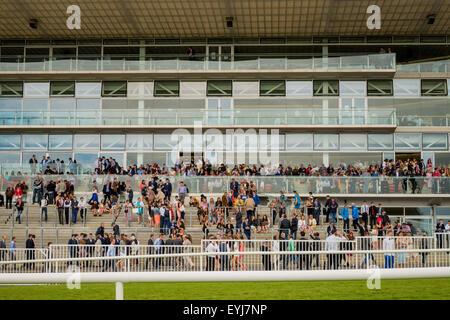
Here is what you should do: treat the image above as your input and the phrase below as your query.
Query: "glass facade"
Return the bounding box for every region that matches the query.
[0,39,447,172]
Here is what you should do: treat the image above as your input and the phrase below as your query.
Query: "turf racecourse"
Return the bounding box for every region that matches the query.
[0,278,449,300]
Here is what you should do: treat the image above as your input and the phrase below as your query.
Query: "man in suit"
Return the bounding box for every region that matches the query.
[297,231,311,270]
[163,178,172,201]
[329,198,339,224]
[369,201,377,229]
[360,201,369,227]
[324,195,331,223]
[86,233,96,268]
[359,221,369,237]
[230,179,239,198]
[0,235,7,266]
[326,222,336,236]
[436,219,446,248]
[103,181,111,202]
[146,234,155,270]
[25,234,35,270]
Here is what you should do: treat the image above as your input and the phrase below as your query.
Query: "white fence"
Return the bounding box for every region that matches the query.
[1,245,450,300]
[1,242,450,273]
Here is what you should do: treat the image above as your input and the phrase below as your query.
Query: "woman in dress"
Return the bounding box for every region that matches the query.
[396,231,408,268]
[261,215,269,233]
[152,202,160,230]
[98,200,105,217]
[183,234,194,270]
[136,197,144,225]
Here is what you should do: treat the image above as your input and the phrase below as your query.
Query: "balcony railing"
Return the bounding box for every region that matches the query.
[397,59,450,73]
[0,108,397,127]
[397,115,450,127]
[0,53,396,72]
[0,174,449,195]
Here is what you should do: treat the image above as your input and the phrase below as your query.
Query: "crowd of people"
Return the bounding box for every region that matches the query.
[20,155,450,179]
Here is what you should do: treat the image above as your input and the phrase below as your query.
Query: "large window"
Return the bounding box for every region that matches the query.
[0,152,20,164]
[49,135,72,150]
[393,79,420,96]
[74,153,98,170]
[0,81,23,97]
[232,82,259,97]
[368,134,393,150]
[0,135,21,150]
[154,81,179,97]
[422,133,448,150]
[286,81,312,96]
[395,133,421,150]
[367,80,393,96]
[313,80,339,96]
[421,79,448,96]
[102,81,127,97]
[74,134,100,150]
[24,82,50,98]
[126,134,153,151]
[179,82,205,97]
[207,80,232,96]
[286,134,313,150]
[313,134,339,150]
[50,81,75,96]
[128,82,154,98]
[339,81,366,96]
[260,80,286,96]
[22,134,48,150]
[154,134,178,150]
[75,82,101,97]
[259,134,285,150]
[340,134,367,150]
[101,134,125,150]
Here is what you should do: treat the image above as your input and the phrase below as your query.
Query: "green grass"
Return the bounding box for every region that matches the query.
[0,278,449,300]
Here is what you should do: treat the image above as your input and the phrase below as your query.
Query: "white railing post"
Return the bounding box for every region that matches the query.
[115,281,124,300]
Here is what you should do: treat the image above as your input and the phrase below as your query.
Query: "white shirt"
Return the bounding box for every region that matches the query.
[325,234,343,251]
[383,237,395,254]
[206,242,218,253]
[79,199,87,209]
[40,198,47,207]
[298,219,306,230]
[445,224,450,233]
[361,204,369,214]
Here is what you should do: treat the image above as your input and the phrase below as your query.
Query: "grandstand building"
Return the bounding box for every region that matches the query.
[0,0,449,240]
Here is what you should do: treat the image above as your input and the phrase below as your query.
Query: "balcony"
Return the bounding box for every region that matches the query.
[0,174,449,196]
[0,54,396,80]
[396,59,450,76]
[0,108,397,130]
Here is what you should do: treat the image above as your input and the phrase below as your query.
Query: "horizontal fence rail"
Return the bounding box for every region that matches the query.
[1,242,449,273]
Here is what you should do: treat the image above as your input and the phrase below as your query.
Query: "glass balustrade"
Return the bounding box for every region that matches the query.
[0,173,448,195]
[397,59,449,73]
[0,54,396,72]
[0,109,396,126]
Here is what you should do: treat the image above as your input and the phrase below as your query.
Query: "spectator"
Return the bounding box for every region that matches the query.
[14,198,24,224]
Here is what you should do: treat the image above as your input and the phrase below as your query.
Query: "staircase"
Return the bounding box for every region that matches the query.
[0,203,342,247]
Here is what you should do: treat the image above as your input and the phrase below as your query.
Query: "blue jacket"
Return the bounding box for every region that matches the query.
[341,207,349,219]
[252,194,260,207]
[351,206,359,219]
